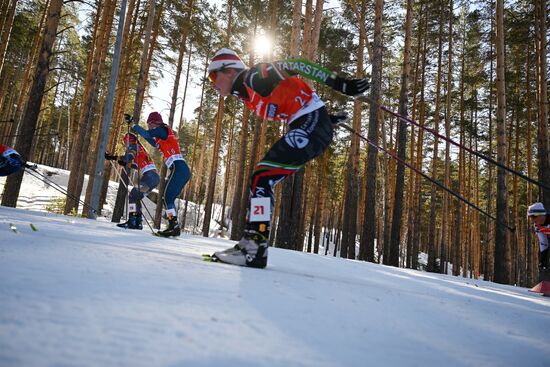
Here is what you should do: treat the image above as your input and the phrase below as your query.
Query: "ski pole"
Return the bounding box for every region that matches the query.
[109,160,157,234]
[337,122,516,232]
[25,167,96,213]
[24,167,98,214]
[356,95,550,192]
[124,115,143,219]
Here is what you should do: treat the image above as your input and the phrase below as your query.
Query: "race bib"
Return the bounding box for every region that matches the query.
[249,197,271,222]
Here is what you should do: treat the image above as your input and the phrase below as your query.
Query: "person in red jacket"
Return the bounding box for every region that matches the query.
[132,112,191,237]
[105,132,160,230]
[207,48,369,268]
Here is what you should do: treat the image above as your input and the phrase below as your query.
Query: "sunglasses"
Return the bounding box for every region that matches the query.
[208,71,218,84]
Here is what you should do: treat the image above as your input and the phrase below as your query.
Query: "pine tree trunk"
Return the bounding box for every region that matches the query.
[313,155,326,253]
[494,0,510,284]
[65,0,114,215]
[0,66,15,136]
[405,6,423,268]
[97,0,140,214]
[535,0,550,209]
[289,0,301,56]
[525,42,535,284]
[1,0,63,207]
[221,114,236,228]
[456,28,466,276]
[411,26,428,270]
[426,0,444,273]
[388,0,412,267]
[228,108,250,238]
[361,0,383,263]
[49,81,67,166]
[182,54,208,230]
[342,0,365,260]
[8,0,50,148]
[202,96,224,236]
[0,0,17,78]
[201,0,232,236]
[385,129,394,263]
[534,0,550,282]
[441,0,454,274]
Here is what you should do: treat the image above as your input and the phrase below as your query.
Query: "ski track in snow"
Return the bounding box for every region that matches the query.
[0,205,549,367]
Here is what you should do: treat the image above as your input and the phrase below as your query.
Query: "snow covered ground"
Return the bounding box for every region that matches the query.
[1,207,549,367]
[1,168,550,366]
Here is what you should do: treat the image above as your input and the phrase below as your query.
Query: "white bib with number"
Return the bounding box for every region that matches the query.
[249,197,271,222]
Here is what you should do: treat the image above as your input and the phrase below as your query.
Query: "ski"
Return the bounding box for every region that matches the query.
[8,223,37,233]
[202,253,220,262]
[156,231,180,238]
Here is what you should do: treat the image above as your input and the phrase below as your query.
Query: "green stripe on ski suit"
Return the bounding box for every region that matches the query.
[275,58,336,84]
[255,160,303,171]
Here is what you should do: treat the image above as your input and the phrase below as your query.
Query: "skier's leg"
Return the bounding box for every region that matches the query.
[159,160,190,236]
[246,106,334,233]
[126,170,159,229]
[162,160,190,217]
[216,107,333,267]
[122,187,143,230]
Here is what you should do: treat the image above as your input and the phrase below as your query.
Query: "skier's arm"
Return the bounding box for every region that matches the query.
[131,124,164,146]
[121,143,140,169]
[147,126,169,140]
[121,143,137,162]
[275,58,370,96]
[104,151,137,169]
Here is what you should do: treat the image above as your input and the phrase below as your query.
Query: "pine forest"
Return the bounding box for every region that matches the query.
[0,0,549,287]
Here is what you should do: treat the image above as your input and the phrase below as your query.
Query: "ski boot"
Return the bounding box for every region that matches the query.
[117,212,143,230]
[213,227,268,268]
[158,216,180,237]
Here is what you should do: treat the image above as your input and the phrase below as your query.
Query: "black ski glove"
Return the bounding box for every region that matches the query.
[104,152,118,161]
[117,159,128,167]
[326,75,370,96]
[124,113,133,124]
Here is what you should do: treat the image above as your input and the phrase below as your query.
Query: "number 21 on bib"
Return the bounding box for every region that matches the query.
[250,197,271,222]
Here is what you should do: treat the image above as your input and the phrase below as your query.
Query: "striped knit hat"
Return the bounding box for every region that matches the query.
[527,202,547,217]
[208,48,246,73]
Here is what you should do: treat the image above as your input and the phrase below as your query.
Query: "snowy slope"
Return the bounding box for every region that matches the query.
[1,205,549,367]
[0,164,220,236]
